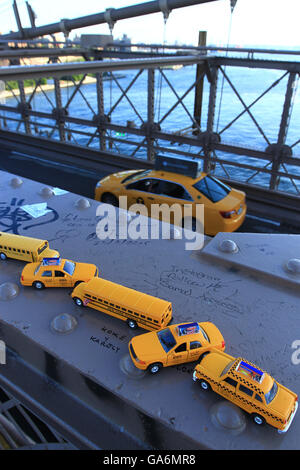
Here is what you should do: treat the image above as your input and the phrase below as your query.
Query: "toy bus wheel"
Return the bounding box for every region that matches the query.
[33,281,45,290]
[101,193,119,207]
[199,379,211,391]
[126,319,138,329]
[0,252,7,260]
[148,363,162,374]
[73,297,83,307]
[252,414,265,426]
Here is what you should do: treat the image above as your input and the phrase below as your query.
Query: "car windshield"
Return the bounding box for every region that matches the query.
[220,360,235,377]
[265,381,278,404]
[193,176,231,203]
[157,328,177,353]
[63,260,75,275]
[121,170,151,184]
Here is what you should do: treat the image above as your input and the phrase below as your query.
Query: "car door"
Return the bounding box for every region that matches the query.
[218,376,238,402]
[167,342,189,365]
[54,269,70,287]
[150,180,194,226]
[125,178,161,210]
[188,341,203,362]
[41,269,54,287]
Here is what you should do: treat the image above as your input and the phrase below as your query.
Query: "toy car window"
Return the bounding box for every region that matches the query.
[157,328,176,353]
[63,260,75,275]
[224,377,237,388]
[193,176,230,203]
[42,270,52,277]
[255,394,263,402]
[239,384,253,397]
[265,381,278,404]
[55,270,65,277]
[198,325,209,342]
[175,343,187,353]
[34,264,41,275]
[220,360,235,377]
[190,341,202,350]
[121,170,151,184]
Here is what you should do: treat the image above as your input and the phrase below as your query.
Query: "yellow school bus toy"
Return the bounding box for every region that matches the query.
[193,349,298,433]
[0,232,59,262]
[71,277,172,331]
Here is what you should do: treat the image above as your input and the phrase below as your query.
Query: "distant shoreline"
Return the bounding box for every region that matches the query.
[0,74,126,100]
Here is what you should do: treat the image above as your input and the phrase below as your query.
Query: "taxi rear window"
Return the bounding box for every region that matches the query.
[193,176,230,203]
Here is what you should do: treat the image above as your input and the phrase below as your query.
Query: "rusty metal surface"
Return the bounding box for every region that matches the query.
[0,169,299,450]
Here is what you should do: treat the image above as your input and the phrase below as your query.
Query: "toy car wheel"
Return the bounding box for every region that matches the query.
[148,363,162,374]
[73,297,83,307]
[199,379,211,391]
[101,193,119,207]
[0,252,7,260]
[33,281,45,290]
[126,319,138,329]
[252,414,265,426]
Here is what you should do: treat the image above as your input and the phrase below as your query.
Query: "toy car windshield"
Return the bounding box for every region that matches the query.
[157,328,176,353]
[63,260,75,275]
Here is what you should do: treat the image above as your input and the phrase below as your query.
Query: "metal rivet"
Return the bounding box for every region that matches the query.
[218,239,238,253]
[10,177,23,188]
[211,401,246,433]
[39,187,54,198]
[286,258,300,275]
[75,198,90,209]
[0,282,19,301]
[50,313,78,334]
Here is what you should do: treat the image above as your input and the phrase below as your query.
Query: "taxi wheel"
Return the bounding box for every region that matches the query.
[126,319,138,329]
[148,363,162,374]
[73,297,83,307]
[33,281,45,290]
[252,414,265,426]
[0,252,7,260]
[101,193,119,207]
[199,379,211,391]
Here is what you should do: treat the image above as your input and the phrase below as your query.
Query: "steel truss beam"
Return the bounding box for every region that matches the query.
[0,54,299,195]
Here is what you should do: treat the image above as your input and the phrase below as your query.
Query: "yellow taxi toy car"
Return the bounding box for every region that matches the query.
[95,161,246,236]
[20,257,98,289]
[129,321,225,374]
[193,350,298,433]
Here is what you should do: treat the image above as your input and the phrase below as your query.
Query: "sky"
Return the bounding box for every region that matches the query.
[0,0,299,48]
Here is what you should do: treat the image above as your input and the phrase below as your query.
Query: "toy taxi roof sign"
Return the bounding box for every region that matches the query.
[42,257,61,266]
[236,360,265,384]
[177,322,200,336]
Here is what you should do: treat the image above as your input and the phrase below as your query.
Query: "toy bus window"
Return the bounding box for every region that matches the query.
[110,303,114,307]
[147,317,152,321]
[22,250,25,253]
[26,251,29,254]
[92,296,96,300]
[0,245,2,248]
[154,320,158,323]
[224,377,237,388]
[239,384,253,397]
[190,341,202,350]
[86,294,91,298]
[42,270,52,277]
[175,343,187,353]
[8,248,11,250]
[116,305,120,309]
[134,312,139,316]
[236,361,264,383]
[13,248,16,251]
[255,394,263,402]
[103,301,108,304]
[122,308,126,311]
[128,310,133,314]
[17,249,20,252]
[141,314,145,318]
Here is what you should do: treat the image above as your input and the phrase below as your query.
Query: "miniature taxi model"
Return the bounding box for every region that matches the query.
[94,156,246,236]
[193,350,298,433]
[71,276,172,331]
[0,232,59,262]
[129,321,225,374]
[20,257,98,289]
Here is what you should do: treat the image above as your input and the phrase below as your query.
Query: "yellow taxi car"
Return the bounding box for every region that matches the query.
[129,321,225,374]
[95,160,246,236]
[20,257,98,289]
[193,350,298,433]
